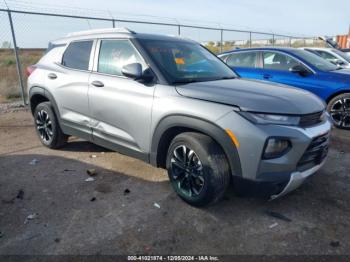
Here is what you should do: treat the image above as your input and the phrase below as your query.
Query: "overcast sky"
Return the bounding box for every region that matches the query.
[1,0,349,47]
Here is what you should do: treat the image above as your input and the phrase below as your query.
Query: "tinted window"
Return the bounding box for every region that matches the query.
[332,49,350,62]
[226,52,258,68]
[139,39,236,84]
[289,49,338,71]
[62,41,93,70]
[97,40,146,76]
[263,51,299,71]
[315,50,337,60]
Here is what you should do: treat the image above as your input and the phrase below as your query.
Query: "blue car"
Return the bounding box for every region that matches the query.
[218,47,350,129]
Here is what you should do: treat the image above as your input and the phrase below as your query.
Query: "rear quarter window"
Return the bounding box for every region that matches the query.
[226,52,258,68]
[62,40,93,70]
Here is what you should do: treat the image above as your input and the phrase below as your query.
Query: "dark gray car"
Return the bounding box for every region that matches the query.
[27,28,332,206]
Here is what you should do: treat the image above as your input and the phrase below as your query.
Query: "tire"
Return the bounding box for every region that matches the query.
[33,101,68,149]
[327,93,350,129]
[166,132,231,207]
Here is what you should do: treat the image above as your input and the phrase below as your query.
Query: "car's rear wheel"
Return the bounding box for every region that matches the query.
[166,132,231,207]
[327,93,350,129]
[34,102,68,148]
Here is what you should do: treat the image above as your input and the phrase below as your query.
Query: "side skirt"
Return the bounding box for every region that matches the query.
[92,135,149,163]
[61,121,149,163]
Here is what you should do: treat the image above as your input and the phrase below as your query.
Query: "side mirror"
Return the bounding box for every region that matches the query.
[121,63,143,80]
[335,59,346,66]
[289,64,310,76]
[121,63,154,83]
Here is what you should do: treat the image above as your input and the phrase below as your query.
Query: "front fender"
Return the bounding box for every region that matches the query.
[150,114,242,177]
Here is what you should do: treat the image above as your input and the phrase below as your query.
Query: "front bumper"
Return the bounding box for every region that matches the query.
[270,158,326,200]
[216,111,332,198]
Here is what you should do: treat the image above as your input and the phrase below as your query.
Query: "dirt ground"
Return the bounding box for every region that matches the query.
[0,109,350,255]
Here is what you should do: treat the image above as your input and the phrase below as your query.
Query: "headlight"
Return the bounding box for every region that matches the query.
[322,111,331,121]
[239,112,300,126]
[263,137,291,159]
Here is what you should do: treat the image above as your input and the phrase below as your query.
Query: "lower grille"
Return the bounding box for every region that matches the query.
[297,132,329,172]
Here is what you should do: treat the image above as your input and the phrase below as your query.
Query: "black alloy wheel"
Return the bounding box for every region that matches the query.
[328,94,350,129]
[170,145,205,198]
[36,109,53,143]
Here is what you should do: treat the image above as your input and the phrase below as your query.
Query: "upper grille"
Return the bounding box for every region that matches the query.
[299,111,324,127]
[297,132,329,172]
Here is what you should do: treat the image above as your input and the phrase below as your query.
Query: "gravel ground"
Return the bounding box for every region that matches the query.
[0,110,350,255]
[0,101,27,114]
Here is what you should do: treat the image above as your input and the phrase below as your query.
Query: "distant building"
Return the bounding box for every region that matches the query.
[337,35,349,48]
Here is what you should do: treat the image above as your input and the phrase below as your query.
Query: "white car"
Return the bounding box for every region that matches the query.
[301,47,350,68]
[342,49,350,56]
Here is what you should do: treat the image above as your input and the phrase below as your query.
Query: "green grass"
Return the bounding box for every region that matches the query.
[6,93,21,100]
[3,58,16,66]
[0,49,44,102]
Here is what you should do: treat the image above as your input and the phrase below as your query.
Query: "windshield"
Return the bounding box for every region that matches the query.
[332,49,350,63]
[290,49,338,71]
[138,38,237,84]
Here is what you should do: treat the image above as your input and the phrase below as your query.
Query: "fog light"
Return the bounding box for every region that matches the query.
[263,138,291,159]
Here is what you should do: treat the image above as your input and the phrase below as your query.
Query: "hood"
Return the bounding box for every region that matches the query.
[175,78,325,115]
[331,68,350,76]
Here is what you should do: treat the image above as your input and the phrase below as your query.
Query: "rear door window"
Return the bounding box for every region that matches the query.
[62,40,93,70]
[226,52,258,68]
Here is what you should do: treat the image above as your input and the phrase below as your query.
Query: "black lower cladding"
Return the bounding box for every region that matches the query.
[297,132,329,172]
[233,176,289,197]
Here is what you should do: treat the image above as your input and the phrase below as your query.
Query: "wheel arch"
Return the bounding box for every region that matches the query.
[29,86,60,117]
[29,86,65,133]
[326,89,350,104]
[150,114,242,177]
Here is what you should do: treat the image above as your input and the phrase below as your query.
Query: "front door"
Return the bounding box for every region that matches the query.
[88,39,155,156]
[259,51,326,97]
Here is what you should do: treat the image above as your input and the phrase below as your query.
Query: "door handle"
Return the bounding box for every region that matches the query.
[91,80,104,87]
[48,73,57,79]
[263,74,272,79]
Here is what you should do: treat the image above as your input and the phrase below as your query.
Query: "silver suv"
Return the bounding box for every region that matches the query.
[28,28,332,206]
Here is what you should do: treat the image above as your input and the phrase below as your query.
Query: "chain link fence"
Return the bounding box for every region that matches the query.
[0,3,323,105]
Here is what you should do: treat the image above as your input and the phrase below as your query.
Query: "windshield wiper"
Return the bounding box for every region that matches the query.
[172,79,202,85]
[331,67,343,71]
[217,76,236,80]
[172,76,236,85]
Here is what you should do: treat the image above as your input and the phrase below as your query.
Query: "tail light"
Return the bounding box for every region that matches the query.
[26,65,36,77]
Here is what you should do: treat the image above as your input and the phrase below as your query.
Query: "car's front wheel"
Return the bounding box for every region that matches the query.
[166,132,231,207]
[327,93,350,129]
[34,102,68,148]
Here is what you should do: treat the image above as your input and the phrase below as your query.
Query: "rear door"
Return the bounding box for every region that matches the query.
[88,39,155,156]
[48,40,94,140]
[224,51,261,79]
